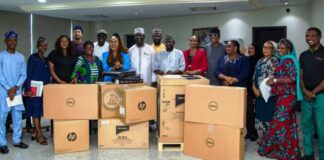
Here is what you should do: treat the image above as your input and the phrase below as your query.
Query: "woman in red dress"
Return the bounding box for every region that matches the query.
[258,38,303,160]
[183,35,207,76]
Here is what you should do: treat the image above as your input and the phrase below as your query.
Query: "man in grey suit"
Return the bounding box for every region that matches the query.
[204,28,225,85]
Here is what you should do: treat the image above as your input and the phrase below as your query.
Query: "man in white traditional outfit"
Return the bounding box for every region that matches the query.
[154,34,185,75]
[129,27,156,85]
[93,29,109,60]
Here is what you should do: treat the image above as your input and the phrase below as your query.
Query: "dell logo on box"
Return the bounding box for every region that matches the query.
[208,101,218,111]
[66,98,75,107]
[205,138,215,148]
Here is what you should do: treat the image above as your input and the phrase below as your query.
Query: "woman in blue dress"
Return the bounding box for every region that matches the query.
[102,35,130,82]
[215,40,249,87]
[24,37,51,145]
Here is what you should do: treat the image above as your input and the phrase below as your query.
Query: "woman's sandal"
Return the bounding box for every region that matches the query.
[32,134,48,140]
[37,136,48,145]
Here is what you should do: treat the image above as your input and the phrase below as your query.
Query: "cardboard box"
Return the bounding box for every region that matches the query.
[157,75,209,86]
[157,75,209,138]
[159,114,184,139]
[98,118,149,148]
[44,84,99,120]
[184,122,244,160]
[118,86,157,124]
[185,84,246,128]
[158,137,183,143]
[99,83,143,118]
[53,120,89,154]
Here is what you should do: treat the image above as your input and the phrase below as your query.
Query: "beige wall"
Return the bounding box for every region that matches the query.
[0,10,96,59]
[0,10,30,58]
[33,15,71,55]
[310,0,324,43]
[94,4,310,56]
[72,20,96,42]
[0,3,317,58]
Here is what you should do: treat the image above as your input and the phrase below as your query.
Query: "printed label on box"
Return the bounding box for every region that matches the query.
[175,94,185,107]
[101,120,110,125]
[119,105,125,116]
[102,90,120,111]
[116,126,130,135]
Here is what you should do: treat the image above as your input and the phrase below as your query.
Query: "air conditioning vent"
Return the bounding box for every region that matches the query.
[84,14,109,19]
[190,6,217,12]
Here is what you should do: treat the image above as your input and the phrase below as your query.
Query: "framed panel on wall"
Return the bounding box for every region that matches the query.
[192,27,218,47]
[124,34,135,49]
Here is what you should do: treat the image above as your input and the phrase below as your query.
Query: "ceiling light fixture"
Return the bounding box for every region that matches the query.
[281,0,288,5]
[21,0,248,12]
[38,0,47,3]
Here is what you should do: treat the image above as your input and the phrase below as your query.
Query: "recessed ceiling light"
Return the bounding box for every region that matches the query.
[284,2,288,5]
[38,0,47,3]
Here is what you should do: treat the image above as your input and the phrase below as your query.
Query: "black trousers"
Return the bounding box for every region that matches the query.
[246,93,257,137]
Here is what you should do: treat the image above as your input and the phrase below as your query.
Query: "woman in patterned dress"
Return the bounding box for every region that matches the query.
[258,38,303,160]
[253,41,279,142]
[71,40,103,83]
[71,40,103,135]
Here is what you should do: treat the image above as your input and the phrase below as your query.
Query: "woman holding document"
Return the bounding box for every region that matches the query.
[24,37,51,145]
[258,38,303,160]
[252,41,278,142]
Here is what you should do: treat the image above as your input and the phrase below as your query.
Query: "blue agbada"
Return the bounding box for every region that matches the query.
[0,49,27,146]
[0,50,27,112]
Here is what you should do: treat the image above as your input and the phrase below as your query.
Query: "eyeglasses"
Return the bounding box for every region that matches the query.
[263,46,273,50]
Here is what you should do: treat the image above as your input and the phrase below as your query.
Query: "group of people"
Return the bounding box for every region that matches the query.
[0,25,323,160]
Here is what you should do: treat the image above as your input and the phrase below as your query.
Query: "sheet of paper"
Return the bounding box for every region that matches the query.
[260,78,271,103]
[6,95,23,108]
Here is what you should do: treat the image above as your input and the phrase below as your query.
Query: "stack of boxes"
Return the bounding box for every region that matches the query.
[184,84,246,160]
[43,83,156,153]
[157,75,209,149]
[98,84,156,149]
[43,78,246,158]
[44,84,98,154]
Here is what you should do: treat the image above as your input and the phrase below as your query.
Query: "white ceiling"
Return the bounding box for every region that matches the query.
[0,0,310,21]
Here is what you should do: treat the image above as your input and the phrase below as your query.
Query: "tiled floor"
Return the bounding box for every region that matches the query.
[1,113,320,160]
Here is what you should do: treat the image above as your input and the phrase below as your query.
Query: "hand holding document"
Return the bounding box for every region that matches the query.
[6,95,23,107]
[260,78,272,102]
[23,80,44,97]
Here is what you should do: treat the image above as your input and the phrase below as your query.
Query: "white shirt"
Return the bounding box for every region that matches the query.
[129,43,156,85]
[93,42,109,60]
[154,49,185,73]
